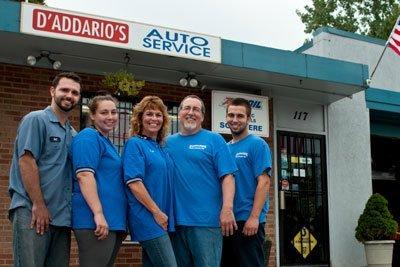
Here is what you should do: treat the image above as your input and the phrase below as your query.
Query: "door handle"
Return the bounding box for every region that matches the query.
[280,190,286,210]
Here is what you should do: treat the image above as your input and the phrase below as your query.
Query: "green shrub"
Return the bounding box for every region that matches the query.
[355,193,398,242]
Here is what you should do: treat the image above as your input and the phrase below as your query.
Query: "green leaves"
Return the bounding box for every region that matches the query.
[102,70,145,97]
[355,193,398,242]
[297,0,400,39]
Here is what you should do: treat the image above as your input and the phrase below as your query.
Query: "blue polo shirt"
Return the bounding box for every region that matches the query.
[166,129,237,227]
[228,134,272,223]
[123,136,174,242]
[8,106,74,227]
[71,128,127,231]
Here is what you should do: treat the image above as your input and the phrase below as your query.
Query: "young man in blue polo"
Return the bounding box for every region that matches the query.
[221,97,272,267]
[8,72,82,267]
[166,95,237,267]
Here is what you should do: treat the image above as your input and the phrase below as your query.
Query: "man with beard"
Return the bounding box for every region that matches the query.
[221,98,271,267]
[8,72,82,267]
[166,95,237,267]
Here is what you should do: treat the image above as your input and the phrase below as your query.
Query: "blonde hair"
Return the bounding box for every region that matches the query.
[130,96,170,144]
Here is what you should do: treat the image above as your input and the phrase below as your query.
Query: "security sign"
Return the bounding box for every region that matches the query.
[291,227,317,258]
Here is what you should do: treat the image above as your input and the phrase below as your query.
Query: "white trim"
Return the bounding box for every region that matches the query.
[125,177,143,185]
[76,168,95,175]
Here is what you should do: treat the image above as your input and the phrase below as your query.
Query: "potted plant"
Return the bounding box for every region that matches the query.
[355,193,398,266]
[102,69,145,97]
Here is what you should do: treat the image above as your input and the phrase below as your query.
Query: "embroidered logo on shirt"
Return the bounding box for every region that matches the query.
[49,136,61,142]
[189,145,207,150]
[235,152,248,158]
[149,149,155,153]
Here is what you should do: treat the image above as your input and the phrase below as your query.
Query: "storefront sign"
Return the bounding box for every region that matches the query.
[21,3,133,48]
[20,3,221,62]
[132,24,221,63]
[211,91,269,137]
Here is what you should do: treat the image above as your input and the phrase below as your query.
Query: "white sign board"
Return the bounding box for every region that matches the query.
[20,3,134,49]
[275,98,325,133]
[212,91,269,137]
[132,24,221,63]
[20,3,221,62]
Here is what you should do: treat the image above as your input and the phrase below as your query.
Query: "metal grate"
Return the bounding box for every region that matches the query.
[278,131,330,266]
[80,97,179,154]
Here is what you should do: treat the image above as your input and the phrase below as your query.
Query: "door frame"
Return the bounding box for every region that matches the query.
[273,98,330,266]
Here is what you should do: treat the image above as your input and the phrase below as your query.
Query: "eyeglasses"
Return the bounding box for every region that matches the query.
[181,105,202,114]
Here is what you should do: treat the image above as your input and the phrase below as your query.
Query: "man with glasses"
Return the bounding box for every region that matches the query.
[166,95,237,267]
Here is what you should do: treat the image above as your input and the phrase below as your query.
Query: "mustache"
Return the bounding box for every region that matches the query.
[185,115,196,119]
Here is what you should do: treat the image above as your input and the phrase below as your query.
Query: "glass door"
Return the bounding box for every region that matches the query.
[278,131,330,266]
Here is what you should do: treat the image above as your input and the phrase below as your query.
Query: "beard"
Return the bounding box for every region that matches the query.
[229,124,247,137]
[54,96,76,112]
[180,121,197,132]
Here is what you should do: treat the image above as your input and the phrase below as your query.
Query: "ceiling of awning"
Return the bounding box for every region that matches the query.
[0,30,367,104]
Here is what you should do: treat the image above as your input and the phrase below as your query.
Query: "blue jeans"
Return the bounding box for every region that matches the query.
[11,207,71,267]
[141,234,177,267]
[170,226,222,267]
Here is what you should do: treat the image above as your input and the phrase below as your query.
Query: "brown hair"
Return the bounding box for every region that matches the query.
[226,97,251,117]
[88,94,118,115]
[130,96,170,144]
[52,72,82,90]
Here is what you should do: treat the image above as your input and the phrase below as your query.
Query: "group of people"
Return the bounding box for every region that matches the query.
[8,72,272,267]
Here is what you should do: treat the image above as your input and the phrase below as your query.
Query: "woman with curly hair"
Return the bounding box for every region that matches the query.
[122,96,177,267]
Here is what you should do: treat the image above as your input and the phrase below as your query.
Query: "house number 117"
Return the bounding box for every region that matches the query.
[293,111,309,120]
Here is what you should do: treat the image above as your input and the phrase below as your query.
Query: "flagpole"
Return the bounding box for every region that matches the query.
[369,15,400,82]
[369,45,388,81]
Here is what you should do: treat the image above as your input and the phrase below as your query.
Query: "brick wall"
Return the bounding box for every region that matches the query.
[0,63,276,266]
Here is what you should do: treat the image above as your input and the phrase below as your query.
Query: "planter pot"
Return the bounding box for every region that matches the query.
[364,240,395,267]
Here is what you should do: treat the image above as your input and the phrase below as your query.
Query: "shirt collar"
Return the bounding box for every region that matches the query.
[44,106,61,123]
[44,106,71,129]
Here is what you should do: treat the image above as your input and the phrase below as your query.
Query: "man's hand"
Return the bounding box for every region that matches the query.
[93,212,109,240]
[153,210,168,231]
[30,202,51,235]
[243,216,259,236]
[220,207,238,236]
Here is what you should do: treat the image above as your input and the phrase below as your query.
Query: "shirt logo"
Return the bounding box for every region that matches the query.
[149,149,155,153]
[235,152,248,158]
[189,145,207,150]
[49,136,61,142]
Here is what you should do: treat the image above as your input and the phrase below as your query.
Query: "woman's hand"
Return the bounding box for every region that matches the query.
[153,210,168,231]
[94,212,109,240]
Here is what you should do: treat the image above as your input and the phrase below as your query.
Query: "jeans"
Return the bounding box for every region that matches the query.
[11,207,71,267]
[74,229,124,267]
[170,226,222,267]
[141,234,177,267]
[221,221,266,267]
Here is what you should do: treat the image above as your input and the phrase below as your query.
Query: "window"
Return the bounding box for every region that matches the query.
[80,96,179,153]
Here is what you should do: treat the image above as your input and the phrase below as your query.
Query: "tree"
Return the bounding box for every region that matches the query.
[297,0,400,40]
[16,0,45,5]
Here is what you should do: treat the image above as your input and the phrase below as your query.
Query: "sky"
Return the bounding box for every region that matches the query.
[45,0,311,51]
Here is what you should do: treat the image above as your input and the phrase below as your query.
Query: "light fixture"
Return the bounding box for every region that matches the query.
[179,73,199,88]
[179,77,188,87]
[26,51,62,70]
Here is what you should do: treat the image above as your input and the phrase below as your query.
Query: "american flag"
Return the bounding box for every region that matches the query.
[388,18,400,56]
